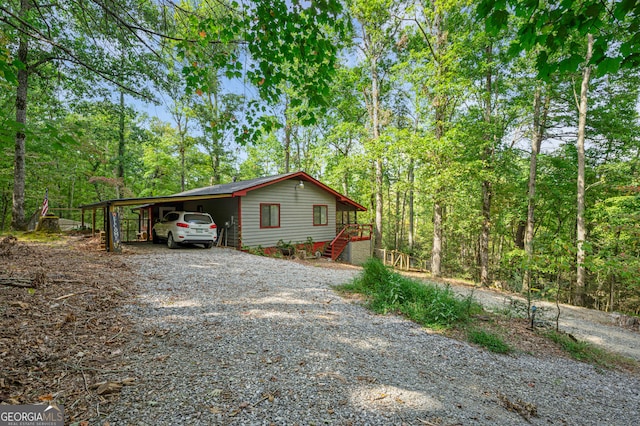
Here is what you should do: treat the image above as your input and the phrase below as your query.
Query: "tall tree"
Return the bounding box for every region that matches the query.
[321,66,368,200]
[10,0,29,229]
[429,5,448,277]
[351,0,404,251]
[479,43,494,287]
[523,85,551,294]
[401,0,470,276]
[2,0,161,229]
[575,34,594,305]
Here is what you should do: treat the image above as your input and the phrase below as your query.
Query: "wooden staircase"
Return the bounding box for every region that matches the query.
[324,224,373,261]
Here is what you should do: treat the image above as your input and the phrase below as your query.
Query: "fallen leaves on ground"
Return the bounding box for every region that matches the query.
[497,392,538,421]
[0,235,135,423]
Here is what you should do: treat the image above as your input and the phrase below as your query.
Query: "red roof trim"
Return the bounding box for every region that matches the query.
[232,171,366,211]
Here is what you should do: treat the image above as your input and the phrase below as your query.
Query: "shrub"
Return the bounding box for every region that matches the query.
[545,330,607,364]
[467,329,512,354]
[338,258,480,329]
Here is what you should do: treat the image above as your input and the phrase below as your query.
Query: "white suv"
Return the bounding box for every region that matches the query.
[152,211,217,249]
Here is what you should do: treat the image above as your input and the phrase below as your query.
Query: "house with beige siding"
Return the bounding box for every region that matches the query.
[80,171,372,263]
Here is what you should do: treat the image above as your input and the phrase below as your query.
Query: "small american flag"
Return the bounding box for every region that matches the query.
[41,188,49,217]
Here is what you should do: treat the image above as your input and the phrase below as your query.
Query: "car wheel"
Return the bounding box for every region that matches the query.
[152,230,161,244]
[204,242,213,249]
[167,233,178,249]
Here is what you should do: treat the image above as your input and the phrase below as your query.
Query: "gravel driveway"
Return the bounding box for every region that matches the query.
[101,247,640,425]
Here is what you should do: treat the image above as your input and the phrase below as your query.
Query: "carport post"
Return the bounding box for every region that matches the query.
[106,203,122,253]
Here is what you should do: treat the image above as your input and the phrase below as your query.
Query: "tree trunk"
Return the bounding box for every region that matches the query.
[171,104,189,192]
[575,34,593,306]
[211,91,222,184]
[480,180,492,286]
[609,228,621,312]
[176,116,187,193]
[1,186,10,232]
[375,158,383,249]
[430,8,446,277]
[213,153,221,184]
[523,88,543,294]
[116,90,125,198]
[284,97,291,173]
[431,199,443,276]
[342,171,348,196]
[11,0,30,231]
[400,188,407,249]
[479,45,493,287]
[408,159,415,251]
[515,220,526,249]
[523,86,550,293]
[371,54,383,251]
[180,144,186,192]
[394,185,400,249]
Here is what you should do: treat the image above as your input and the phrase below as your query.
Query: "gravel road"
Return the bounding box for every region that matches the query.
[426,279,640,362]
[100,246,640,425]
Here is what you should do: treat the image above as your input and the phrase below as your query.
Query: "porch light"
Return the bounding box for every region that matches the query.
[297,180,305,190]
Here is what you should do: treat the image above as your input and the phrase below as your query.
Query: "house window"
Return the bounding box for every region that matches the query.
[313,205,328,226]
[260,203,280,228]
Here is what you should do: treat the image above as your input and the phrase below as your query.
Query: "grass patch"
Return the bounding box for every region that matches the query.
[1,231,63,242]
[335,258,481,329]
[543,330,633,369]
[467,329,512,354]
[336,259,639,370]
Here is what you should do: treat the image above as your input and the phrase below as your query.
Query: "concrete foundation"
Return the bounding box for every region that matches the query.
[339,239,372,266]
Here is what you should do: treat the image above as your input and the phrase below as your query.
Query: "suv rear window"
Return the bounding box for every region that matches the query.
[164,212,179,222]
[184,213,213,224]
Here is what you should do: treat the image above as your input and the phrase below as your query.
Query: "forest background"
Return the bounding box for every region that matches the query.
[1,0,639,314]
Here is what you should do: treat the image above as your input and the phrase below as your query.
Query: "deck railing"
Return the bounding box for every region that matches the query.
[327,224,373,261]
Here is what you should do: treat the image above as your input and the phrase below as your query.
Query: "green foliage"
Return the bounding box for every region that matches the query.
[544,330,621,367]
[338,258,480,329]
[3,232,62,242]
[176,0,349,143]
[0,33,17,86]
[242,245,266,256]
[467,329,512,354]
[477,0,640,79]
[276,239,294,250]
[303,237,314,254]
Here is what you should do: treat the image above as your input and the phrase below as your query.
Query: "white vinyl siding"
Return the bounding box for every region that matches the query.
[241,180,336,247]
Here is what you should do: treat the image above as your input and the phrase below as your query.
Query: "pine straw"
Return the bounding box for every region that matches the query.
[0,235,135,423]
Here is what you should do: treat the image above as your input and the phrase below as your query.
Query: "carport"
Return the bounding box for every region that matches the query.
[79,193,232,252]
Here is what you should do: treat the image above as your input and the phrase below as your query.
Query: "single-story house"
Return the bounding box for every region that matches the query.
[80,171,372,264]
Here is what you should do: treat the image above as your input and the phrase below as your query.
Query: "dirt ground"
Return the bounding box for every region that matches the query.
[0,236,638,424]
[0,235,134,424]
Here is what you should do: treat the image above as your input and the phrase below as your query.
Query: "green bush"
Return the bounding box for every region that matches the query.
[545,330,606,364]
[467,329,512,354]
[338,258,480,329]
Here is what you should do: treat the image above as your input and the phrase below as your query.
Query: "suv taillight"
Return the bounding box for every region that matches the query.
[176,222,189,228]
[209,224,217,229]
